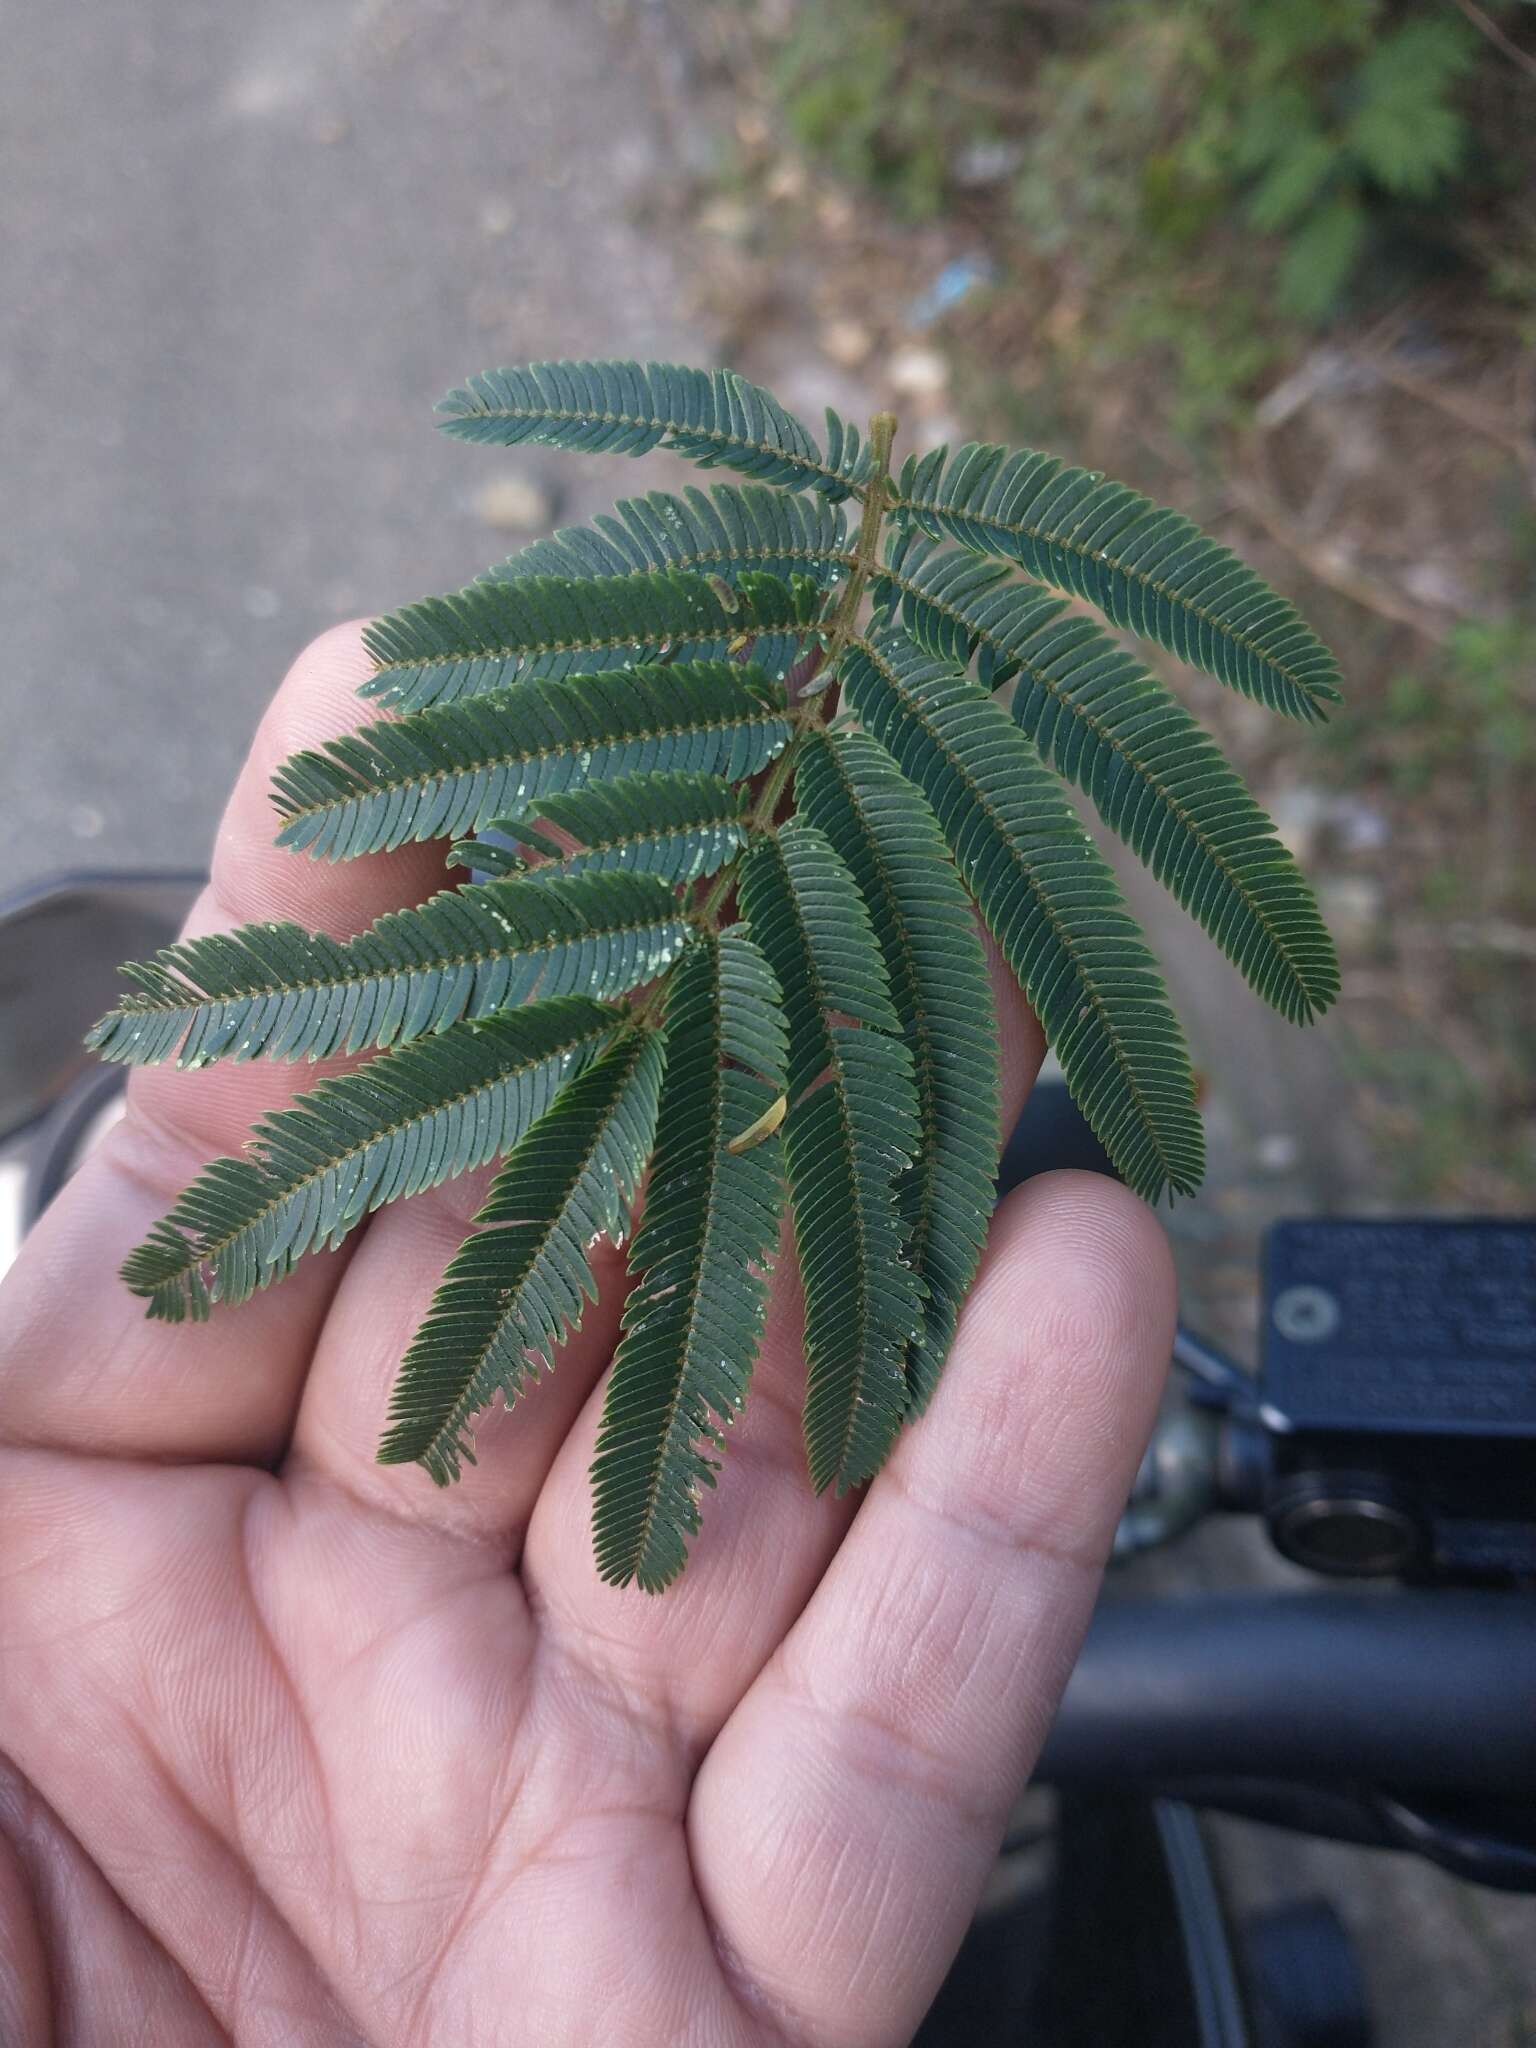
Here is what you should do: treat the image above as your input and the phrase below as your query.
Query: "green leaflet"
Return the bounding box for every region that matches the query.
[890,439,1343,721]
[379,1027,666,1483]
[449,772,749,889]
[795,732,1001,1411]
[119,1000,616,1323]
[878,535,1339,1024]
[437,358,871,500]
[488,480,853,593]
[841,632,1204,1204]
[361,567,825,712]
[87,870,687,1069]
[737,823,923,1491]
[271,660,791,862]
[592,929,789,1591]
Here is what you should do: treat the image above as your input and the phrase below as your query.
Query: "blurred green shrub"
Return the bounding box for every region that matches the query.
[761,0,1528,327]
[1126,1,1480,321]
[772,4,947,219]
[1322,615,1536,798]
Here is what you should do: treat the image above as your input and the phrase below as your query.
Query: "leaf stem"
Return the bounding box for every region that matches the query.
[823,411,896,670]
[638,413,899,985]
[692,725,803,929]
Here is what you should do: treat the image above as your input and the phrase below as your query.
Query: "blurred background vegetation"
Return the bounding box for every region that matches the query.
[665,23,1536,2021]
[679,0,1536,1241]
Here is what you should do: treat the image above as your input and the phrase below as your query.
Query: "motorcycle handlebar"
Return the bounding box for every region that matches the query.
[1037,1592,1536,1794]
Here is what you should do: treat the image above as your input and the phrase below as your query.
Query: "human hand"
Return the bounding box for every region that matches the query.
[0,625,1174,2047]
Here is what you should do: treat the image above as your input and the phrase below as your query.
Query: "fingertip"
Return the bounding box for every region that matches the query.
[988,1167,1177,1381]
[894,1167,1175,1567]
[206,619,448,938]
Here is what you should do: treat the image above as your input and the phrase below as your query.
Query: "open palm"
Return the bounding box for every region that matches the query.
[0,627,1173,2047]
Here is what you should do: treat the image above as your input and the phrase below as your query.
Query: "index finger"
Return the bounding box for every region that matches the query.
[688,1170,1174,2048]
[0,623,449,1464]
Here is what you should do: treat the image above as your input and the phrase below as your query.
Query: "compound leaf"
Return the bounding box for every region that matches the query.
[842,631,1204,1204]
[491,479,853,591]
[738,822,923,1490]
[362,567,824,713]
[379,1025,666,1483]
[591,928,789,1591]
[120,999,616,1322]
[890,440,1342,720]
[880,535,1339,1023]
[438,359,871,500]
[795,730,1000,1411]
[87,870,687,1069]
[272,661,791,862]
[450,771,748,889]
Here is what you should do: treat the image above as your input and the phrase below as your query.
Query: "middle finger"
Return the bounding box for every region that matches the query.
[520,941,1045,1751]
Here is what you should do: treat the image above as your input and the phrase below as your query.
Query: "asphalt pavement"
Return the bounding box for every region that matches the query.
[4,0,703,894]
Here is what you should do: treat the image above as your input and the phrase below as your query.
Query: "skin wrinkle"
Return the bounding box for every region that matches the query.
[785,1538,1076,1799]
[877,1457,1108,1577]
[840,1544,1012,1752]
[281,1429,523,1560]
[2,1148,306,1469]
[233,1486,344,1914]
[712,1782,912,2048]
[117,1682,338,2036]
[527,1628,696,1801]
[84,1722,319,2045]
[385,1650,568,2042]
[769,1684,1014,1837]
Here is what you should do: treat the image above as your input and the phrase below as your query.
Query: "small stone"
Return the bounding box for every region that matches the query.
[820,319,873,368]
[479,198,516,237]
[1318,875,1383,949]
[953,139,1023,187]
[474,475,553,534]
[1327,794,1390,853]
[1265,784,1328,864]
[888,345,949,399]
[766,158,807,203]
[697,196,750,241]
[1256,1133,1299,1174]
[1399,559,1470,611]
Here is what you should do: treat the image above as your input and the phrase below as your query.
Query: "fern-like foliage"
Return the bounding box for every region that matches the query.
[447,771,749,889]
[88,870,689,1068]
[121,1000,617,1322]
[890,440,1343,721]
[793,731,999,1411]
[362,567,824,712]
[875,533,1338,1024]
[487,480,852,591]
[95,357,1343,1589]
[438,359,871,500]
[591,929,788,1589]
[379,1026,665,1483]
[738,823,923,1490]
[271,660,791,860]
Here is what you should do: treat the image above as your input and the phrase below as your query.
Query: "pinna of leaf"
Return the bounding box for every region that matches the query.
[90,359,1341,1592]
